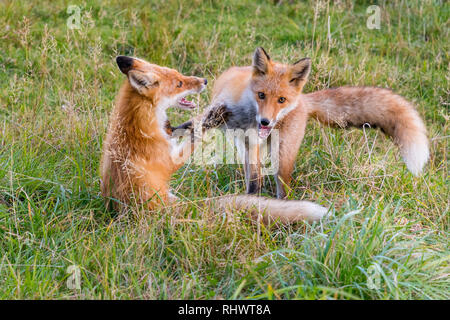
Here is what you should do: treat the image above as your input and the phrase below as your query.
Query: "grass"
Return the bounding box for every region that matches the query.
[0,0,448,299]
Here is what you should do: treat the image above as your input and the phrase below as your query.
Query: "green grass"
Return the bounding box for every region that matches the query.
[0,0,448,299]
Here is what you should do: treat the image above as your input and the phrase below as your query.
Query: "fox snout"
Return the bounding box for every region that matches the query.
[187,76,208,93]
[198,77,208,91]
[256,114,274,139]
[176,76,207,110]
[256,113,274,127]
[259,117,271,126]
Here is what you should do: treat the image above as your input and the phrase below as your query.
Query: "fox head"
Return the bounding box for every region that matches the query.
[250,47,311,138]
[116,56,207,109]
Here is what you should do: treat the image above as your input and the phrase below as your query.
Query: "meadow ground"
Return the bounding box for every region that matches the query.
[0,0,448,299]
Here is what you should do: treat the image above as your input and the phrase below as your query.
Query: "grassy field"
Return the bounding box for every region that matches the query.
[0,0,448,299]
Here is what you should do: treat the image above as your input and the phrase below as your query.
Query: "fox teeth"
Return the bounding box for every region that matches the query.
[178,97,196,108]
[258,126,272,139]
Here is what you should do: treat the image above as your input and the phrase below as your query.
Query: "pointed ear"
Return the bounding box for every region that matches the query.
[128,70,159,92]
[116,56,134,75]
[252,47,271,75]
[290,58,311,86]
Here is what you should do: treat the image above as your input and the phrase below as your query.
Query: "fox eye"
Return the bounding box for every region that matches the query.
[278,97,286,103]
[177,81,183,88]
[258,92,265,100]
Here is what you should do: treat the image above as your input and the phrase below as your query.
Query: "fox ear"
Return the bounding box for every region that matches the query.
[252,47,271,75]
[290,58,311,86]
[128,70,159,92]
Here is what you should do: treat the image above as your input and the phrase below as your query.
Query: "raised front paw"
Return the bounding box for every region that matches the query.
[202,103,230,129]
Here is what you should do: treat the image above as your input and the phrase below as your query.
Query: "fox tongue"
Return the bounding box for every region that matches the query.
[179,97,196,108]
[258,125,272,139]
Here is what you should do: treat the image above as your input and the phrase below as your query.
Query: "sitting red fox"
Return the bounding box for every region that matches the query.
[100,56,328,223]
[177,47,429,198]
[100,56,208,209]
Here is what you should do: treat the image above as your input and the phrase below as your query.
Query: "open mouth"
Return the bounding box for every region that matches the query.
[258,124,272,139]
[177,97,197,109]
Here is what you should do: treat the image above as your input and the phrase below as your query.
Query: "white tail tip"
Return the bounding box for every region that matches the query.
[300,202,330,222]
[402,139,429,176]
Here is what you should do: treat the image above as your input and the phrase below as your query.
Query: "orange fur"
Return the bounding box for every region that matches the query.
[101,56,206,210]
[199,48,429,198]
[101,56,329,223]
[304,87,429,174]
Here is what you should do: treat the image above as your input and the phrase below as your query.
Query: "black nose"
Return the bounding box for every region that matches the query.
[260,118,270,126]
[204,78,208,85]
[116,56,134,75]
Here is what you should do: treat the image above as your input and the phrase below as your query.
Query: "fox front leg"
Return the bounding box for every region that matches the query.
[274,115,307,199]
[245,142,262,194]
[234,135,260,194]
[170,128,201,171]
[266,133,287,199]
[275,174,287,199]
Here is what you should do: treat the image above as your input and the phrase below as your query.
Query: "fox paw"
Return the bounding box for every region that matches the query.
[202,104,230,129]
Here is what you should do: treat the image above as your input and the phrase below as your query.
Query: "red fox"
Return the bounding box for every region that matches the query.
[175,47,429,198]
[100,56,328,223]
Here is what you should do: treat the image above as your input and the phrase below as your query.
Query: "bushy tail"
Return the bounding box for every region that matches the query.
[304,87,429,175]
[210,195,328,223]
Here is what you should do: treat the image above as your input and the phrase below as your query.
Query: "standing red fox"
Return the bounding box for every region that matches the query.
[100,56,328,223]
[176,47,429,198]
